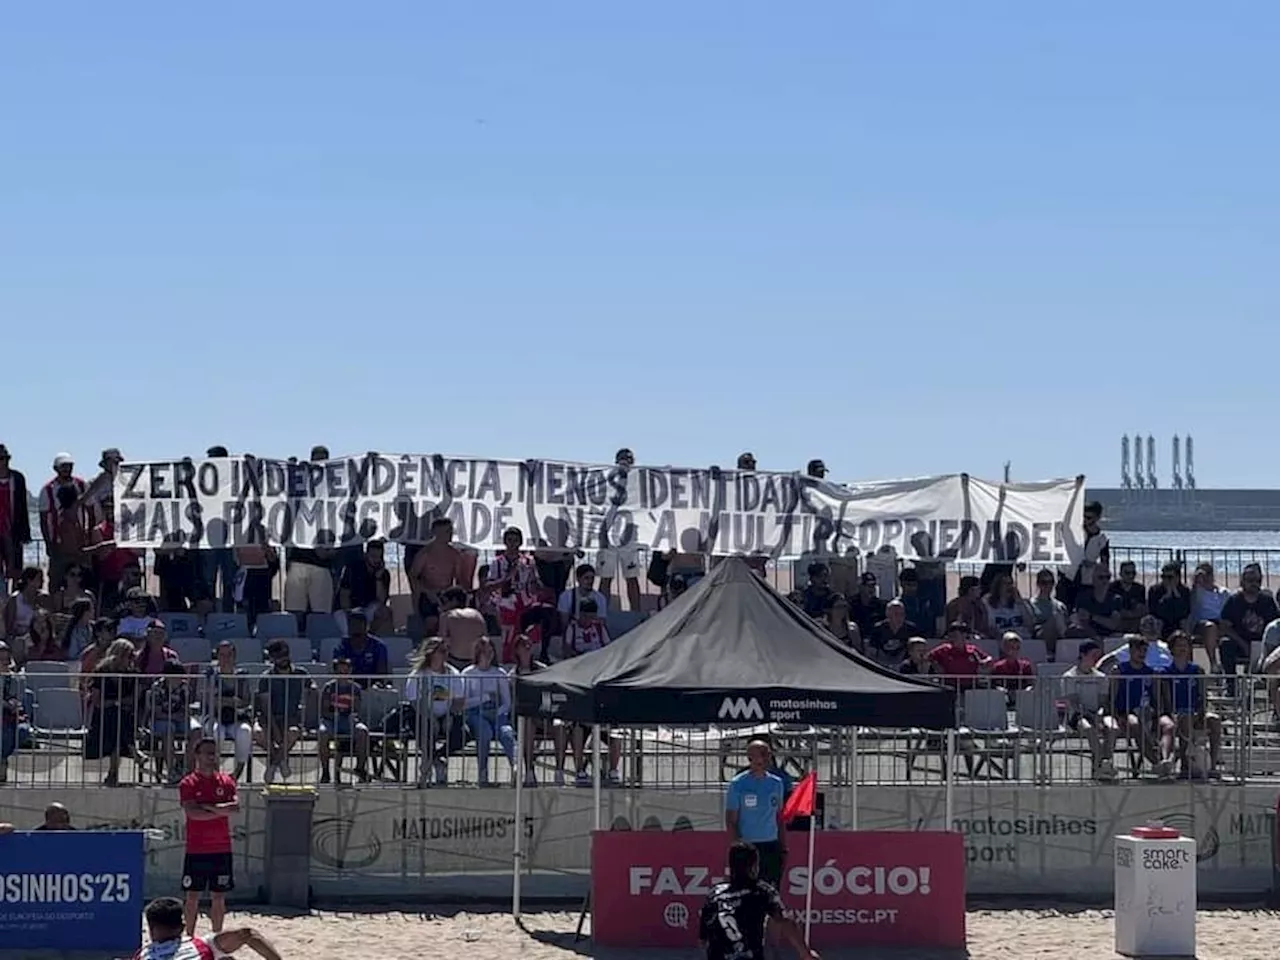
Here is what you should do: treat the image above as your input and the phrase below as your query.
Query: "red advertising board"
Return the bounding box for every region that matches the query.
[591,830,965,949]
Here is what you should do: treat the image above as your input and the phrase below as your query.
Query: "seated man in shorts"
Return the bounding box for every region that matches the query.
[137,895,283,960]
[255,641,312,783]
[1158,630,1222,778]
[1110,634,1175,777]
[317,655,371,783]
[1061,640,1118,781]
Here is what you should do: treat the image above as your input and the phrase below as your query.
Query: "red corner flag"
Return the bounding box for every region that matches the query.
[781,771,816,824]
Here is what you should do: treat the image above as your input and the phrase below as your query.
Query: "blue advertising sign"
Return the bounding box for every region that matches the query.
[0,830,144,952]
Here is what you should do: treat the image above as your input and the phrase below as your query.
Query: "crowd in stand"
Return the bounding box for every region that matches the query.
[4,446,1280,790]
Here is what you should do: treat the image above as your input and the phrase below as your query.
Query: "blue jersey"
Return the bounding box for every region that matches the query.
[1164,662,1202,715]
[1114,660,1154,715]
[725,770,785,843]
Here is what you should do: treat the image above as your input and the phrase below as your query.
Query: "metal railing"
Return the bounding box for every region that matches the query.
[4,667,1280,789]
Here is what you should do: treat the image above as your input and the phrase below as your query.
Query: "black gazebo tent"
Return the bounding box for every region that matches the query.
[513,556,955,729]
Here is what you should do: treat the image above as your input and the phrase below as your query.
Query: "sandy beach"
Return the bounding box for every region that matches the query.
[142,904,1280,960]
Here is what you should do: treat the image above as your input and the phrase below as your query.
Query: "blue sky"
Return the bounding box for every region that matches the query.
[2,3,1275,487]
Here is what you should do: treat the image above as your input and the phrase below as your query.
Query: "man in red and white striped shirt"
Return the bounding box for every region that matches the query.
[136,896,282,960]
[37,453,86,549]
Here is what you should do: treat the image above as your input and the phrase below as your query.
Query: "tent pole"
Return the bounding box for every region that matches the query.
[592,723,603,831]
[513,715,526,923]
[849,726,859,830]
[944,729,956,830]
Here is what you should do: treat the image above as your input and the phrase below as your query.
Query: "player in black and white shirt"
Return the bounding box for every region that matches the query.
[698,841,817,960]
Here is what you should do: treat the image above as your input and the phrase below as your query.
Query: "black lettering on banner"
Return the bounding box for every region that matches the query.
[645,468,669,511]
[197,461,220,497]
[147,464,174,499]
[117,502,149,541]
[119,464,146,500]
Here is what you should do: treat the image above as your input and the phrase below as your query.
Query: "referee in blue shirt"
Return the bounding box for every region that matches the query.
[724,740,787,885]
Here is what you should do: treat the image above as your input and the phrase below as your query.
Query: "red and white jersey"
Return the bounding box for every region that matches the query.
[565,619,611,656]
[134,934,226,959]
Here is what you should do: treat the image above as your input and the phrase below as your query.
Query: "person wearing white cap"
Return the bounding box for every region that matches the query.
[38,455,87,577]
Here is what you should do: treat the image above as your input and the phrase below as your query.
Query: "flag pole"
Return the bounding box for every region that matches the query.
[803,801,816,944]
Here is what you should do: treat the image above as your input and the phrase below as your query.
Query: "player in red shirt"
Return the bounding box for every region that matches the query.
[926,621,993,689]
[136,896,282,960]
[179,738,240,937]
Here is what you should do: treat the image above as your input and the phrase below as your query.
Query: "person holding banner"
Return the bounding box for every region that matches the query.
[698,841,817,960]
[138,896,283,960]
[724,741,787,886]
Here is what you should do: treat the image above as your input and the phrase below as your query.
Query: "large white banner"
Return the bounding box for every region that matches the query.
[112,454,1086,562]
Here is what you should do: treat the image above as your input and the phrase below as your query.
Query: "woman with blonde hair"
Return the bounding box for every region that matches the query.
[404,637,465,788]
[85,638,141,785]
[460,636,516,786]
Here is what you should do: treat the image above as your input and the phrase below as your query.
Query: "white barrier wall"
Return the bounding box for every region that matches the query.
[3,784,1273,900]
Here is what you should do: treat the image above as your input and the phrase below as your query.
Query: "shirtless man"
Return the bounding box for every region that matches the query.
[407,518,468,634]
[438,586,487,667]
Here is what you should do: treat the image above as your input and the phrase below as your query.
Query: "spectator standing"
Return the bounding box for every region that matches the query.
[1218,562,1279,678]
[197,446,238,613]
[1057,499,1109,609]
[1147,562,1192,640]
[38,454,87,568]
[85,518,141,614]
[1060,641,1117,781]
[1110,561,1148,633]
[178,738,240,936]
[48,485,88,592]
[438,587,487,667]
[723,740,786,887]
[0,445,32,589]
[337,539,392,636]
[909,532,952,635]
[408,517,469,636]
[848,572,887,637]
[234,543,279,628]
[509,633,549,786]
[488,527,543,659]
[154,536,199,612]
[0,641,31,782]
[283,534,337,629]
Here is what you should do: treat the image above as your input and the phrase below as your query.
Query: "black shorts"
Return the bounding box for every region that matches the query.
[754,840,784,886]
[182,852,235,894]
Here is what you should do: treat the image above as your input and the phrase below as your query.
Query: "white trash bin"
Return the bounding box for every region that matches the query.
[1114,823,1196,958]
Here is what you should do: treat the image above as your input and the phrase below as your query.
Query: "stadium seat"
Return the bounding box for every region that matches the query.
[205,613,250,642]
[23,660,72,675]
[22,667,74,695]
[32,688,86,737]
[306,612,341,640]
[230,636,265,664]
[1055,637,1084,665]
[278,636,314,666]
[164,613,201,638]
[404,613,427,642]
[170,637,213,665]
[255,612,299,640]
[1019,638,1049,665]
[606,610,646,638]
[1034,660,1070,678]
[379,635,415,670]
[316,636,344,664]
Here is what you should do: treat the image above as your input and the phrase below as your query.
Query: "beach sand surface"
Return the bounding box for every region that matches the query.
[113,904,1280,960]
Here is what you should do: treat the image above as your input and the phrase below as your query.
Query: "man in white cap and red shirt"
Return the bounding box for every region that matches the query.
[38,453,87,558]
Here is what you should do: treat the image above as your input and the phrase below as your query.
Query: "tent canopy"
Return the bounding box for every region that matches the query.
[514,557,955,728]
